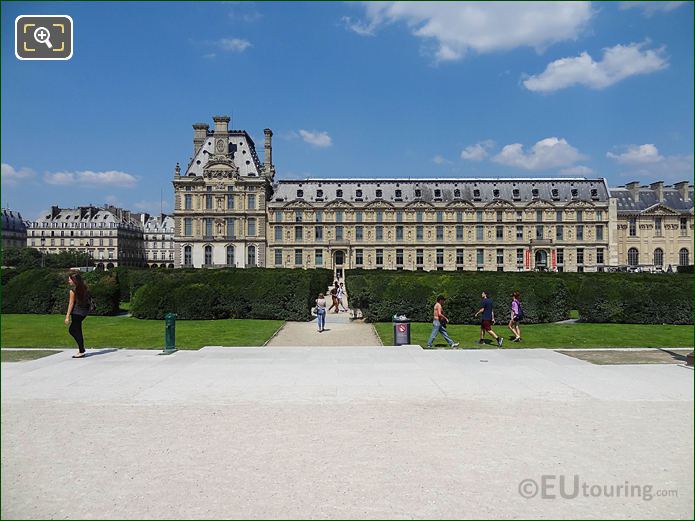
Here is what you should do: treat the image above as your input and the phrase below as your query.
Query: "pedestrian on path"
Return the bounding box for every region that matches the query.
[475,291,503,347]
[338,282,349,312]
[315,292,327,332]
[65,271,92,358]
[427,296,459,349]
[508,291,523,342]
[328,281,340,314]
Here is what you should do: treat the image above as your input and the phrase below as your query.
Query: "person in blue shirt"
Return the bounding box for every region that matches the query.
[474,290,503,347]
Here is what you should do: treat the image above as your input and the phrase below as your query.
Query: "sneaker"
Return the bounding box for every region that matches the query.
[427,345,433,349]
[497,337,504,347]
[478,339,485,345]
[451,342,460,349]
[513,337,521,342]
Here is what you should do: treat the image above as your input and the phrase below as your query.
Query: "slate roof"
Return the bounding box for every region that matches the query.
[183,130,263,177]
[611,185,694,214]
[1,209,27,232]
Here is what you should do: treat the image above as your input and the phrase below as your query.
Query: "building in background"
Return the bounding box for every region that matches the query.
[267,179,612,276]
[172,115,274,268]
[610,181,693,271]
[26,205,146,269]
[144,214,175,268]
[2,209,28,249]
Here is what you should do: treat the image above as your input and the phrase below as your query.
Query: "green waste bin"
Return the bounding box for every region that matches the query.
[162,312,177,354]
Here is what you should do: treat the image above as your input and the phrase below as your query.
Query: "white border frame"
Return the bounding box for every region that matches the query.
[15,14,74,61]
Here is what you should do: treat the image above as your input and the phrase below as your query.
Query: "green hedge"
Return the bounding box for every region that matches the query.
[346,269,570,324]
[2,269,120,316]
[130,268,333,320]
[576,274,693,324]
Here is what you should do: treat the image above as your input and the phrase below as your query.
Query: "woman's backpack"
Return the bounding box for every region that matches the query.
[516,302,524,320]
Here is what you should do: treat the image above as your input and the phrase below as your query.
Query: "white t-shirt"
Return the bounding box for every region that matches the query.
[316,298,327,310]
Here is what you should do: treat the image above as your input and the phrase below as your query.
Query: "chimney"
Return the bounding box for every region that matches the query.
[674,181,691,202]
[212,115,230,135]
[625,181,640,203]
[649,181,664,202]
[264,128,273,173]
[192,123,209,155]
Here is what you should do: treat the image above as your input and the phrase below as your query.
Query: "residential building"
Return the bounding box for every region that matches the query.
[2,209,28,249]
[144,214,175,268]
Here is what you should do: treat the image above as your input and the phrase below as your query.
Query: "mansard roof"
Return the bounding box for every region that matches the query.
[611,184,694,214]
[268,178,610,206]
[183,130,263,177]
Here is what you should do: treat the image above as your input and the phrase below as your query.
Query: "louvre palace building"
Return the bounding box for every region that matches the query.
[172,115,693,275]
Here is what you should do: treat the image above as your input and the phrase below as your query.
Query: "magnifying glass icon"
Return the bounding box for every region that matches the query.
[33,26,53,49]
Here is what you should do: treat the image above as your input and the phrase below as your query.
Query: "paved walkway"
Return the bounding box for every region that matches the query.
[267,312,381,347]
[2,346,692,519]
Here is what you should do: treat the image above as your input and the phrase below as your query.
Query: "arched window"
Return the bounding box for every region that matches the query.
[627,247,639,267]
[204,245,212,266]
[247,245,256,266]
[653,248,663,267]
[679,248,689,266]
[184,246,192,267]
[226,245,235,267]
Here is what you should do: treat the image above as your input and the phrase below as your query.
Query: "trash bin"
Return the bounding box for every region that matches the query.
[163,312,177,354]
[393,315,411,346]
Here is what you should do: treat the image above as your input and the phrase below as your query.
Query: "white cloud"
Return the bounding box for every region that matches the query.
[1,163,36,186]
[44,170,138,187]
[619,2,686,16]
[461,140,495,161]
[298,129,333,148]
[607,144,663,165]
[492,137,587,171]
[432,155,452,165]
[344,2,593,62]
[560,165,594,175]
[523,41,668,93]
[217,38,252,53]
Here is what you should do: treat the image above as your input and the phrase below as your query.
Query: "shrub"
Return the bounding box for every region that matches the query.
[677,265,694,274]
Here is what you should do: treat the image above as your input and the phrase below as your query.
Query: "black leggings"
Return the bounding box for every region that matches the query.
[69,314,86,353]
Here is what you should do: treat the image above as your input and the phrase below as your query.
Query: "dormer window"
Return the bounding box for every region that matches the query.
[590,188,599,199]
[355,189,363,199]
[493,189,500,199]
[473,189,481,201]
[453,189,461,198]
[395,189,402,200]
[415,189,422,198]
[376,189,383,198]
[512,189,520,200]
[316,189,323,198]
[532,189,539,199]
[297,189,304,198]
[434,189,442,199]
[571,188,579,198]
[336,189,343,198]
[551,188,559,200]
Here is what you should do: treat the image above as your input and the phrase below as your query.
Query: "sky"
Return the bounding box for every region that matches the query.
[2,1,693,219]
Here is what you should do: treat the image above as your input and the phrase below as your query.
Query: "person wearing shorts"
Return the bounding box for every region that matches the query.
[474,290,503,347]
[508,291,522,342]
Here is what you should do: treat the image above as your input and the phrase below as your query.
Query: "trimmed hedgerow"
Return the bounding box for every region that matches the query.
[2,268,120,316]
[346,269,570,324]
[129,268,333,320]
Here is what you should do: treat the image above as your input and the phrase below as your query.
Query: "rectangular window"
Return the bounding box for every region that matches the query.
[456,225,463,240]
[274,249,283,266]
[516,211,523,222]
[597,247,604,264]
[247,218,256,236]
[476,210,483,223]
[436,248,444,265]
[205,218,213,237]
[355,211,362,223]
[595,210,602,221]
[576,225,584,241]
[556,225,564,241]
[295,226,303,242]
[206,194,213,210]
[535,225,543,240]
[296,210,303,223]
[184,194,192,210]
[436,226,444,241]
[577,248,584,265]
[476,225,484,241]
[576,210,583,222]
[476,248,484,266]
[396,248,404,266]
[556,210,563,222]
[557,248,564,265]
[226,194,234,210]
[275,210,282,222]
[680,217,688,234]
[516,248,524,265]
[226,218,235,238]
[595,225,604,241]
[416,211,423,223]
[497,248,504,265]
[496,225,504,240]
[436,211,443,223]
[355,249,363,266]
[336,211,343,223]
[496,211,503,223]
[396,211,403,223]
[294,249,303,266]
[275,226,283,241]
[355,226,363,241]
[335,226,343,240]
[516,225,524,241]
[376,210,383,223]
[315,210,322,223]
[456,248,464,265]
[315,226,323,240]
[416,226,423,241]
[536,210,543,222]
[629,217,637,237]
[396,226,404,241]
[456,210,463,223]
[654,217,662,237]
[416,249,424,266]
[376,249,383,266]
[376,226,383,241]
[315,249,323,266]
[248,195,256,210]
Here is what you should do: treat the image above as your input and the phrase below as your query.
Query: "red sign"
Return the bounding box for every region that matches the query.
[551,249,557,269]
[525,249,531,269]
[397,324,406,333]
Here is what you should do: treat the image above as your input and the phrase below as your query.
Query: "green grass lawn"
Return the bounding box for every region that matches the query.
[375,322,695,349]
[1,349,61,362]
[1,314,284,350]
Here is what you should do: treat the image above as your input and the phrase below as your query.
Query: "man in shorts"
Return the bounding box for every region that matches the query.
[474,290,503,347]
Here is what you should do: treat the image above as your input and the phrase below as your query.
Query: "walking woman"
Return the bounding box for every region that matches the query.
[508,291,523,342]
[316,292,327,332]
[65,271,91,358]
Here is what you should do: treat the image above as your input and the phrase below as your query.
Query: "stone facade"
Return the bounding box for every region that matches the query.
[611,181,693,271]
[27,205,146,269]
[172,116,274,268]
[144,214,175,268]
[2,209,28,249]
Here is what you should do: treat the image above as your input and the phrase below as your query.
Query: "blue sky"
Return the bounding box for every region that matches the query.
[2,1,693,219]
